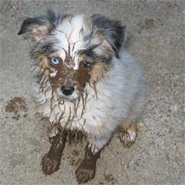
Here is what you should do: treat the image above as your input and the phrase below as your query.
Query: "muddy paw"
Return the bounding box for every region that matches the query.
[75,165,95,184]
[41,152,61,175]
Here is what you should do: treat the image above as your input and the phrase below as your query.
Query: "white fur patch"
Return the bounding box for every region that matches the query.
[50,70,57,77]
[53,15,86,70]
[88,143,100,154]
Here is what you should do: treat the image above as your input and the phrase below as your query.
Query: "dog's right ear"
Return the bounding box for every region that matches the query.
[18,10,56,42]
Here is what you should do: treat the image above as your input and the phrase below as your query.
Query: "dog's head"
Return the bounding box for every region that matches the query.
[18,10,125,101]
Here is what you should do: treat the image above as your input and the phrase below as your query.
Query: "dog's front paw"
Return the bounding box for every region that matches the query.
[41,152,61,175]
[75,160,95,184]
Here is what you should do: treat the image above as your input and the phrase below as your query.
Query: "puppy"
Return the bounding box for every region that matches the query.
[18,10,145,184]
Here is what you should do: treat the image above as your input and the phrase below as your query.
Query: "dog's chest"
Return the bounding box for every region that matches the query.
[49,95,106,135]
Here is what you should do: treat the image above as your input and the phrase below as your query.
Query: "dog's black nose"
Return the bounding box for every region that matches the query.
[61,86,74,96]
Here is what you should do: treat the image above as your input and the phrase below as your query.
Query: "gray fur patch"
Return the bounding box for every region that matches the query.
[91,14,125,53]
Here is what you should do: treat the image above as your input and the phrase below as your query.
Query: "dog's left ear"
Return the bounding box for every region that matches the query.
[91,14,125,54]
[18,10,57,42]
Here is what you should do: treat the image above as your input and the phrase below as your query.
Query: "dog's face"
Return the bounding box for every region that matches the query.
[18,10,124,101]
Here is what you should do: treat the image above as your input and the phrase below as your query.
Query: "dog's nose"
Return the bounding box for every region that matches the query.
[61,86,74,96]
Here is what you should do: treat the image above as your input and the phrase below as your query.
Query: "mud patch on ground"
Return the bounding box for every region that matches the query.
[5,97,28,120]
[69,149,82,166]
[103,173,114,183]
[137,18,156,30]
[71,149,80,156]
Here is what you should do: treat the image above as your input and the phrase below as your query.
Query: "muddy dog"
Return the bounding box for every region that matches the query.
[18,10,145,184]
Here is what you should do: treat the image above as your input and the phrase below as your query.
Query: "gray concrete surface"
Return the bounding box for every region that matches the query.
[0,0,185,185]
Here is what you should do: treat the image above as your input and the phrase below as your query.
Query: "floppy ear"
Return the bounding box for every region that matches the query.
[18,10,57,41]
[91,14,125,53]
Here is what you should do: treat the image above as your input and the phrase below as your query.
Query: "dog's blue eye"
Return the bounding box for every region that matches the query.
[50,58,60,65]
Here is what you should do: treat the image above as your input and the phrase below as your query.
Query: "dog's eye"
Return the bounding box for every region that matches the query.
[50,57,60,65]
[80,61,92,68]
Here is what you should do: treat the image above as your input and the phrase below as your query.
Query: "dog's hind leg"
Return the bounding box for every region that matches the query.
[41,129,66,175]
[119,122,138,147]
[119,90,145,147]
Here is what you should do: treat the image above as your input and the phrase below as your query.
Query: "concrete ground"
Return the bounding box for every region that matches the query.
[0,0,184,185]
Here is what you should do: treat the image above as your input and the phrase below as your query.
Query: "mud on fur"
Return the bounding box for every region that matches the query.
[18,10,146,184]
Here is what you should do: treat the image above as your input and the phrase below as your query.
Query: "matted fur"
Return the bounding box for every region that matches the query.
[19,10,145,178]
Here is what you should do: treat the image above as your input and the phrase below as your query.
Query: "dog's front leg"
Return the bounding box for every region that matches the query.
[41,128,66,175]
[75,135,110,184]
[75,144,101,184]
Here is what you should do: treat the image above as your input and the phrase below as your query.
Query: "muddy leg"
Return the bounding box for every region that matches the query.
[75,144,101,184]
[119,123,138,147]
[41,133,66,175]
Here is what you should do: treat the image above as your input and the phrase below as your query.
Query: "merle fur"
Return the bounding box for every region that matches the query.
[18,10,125,55]
[91,14,125,53]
